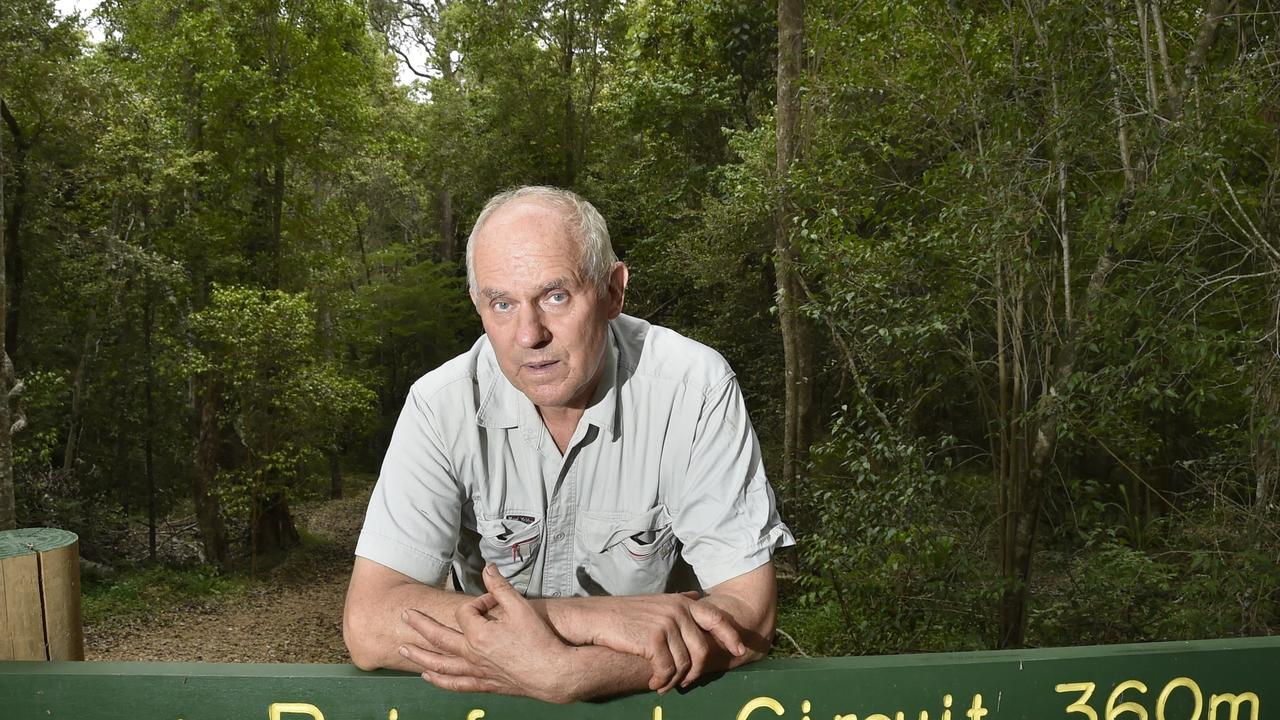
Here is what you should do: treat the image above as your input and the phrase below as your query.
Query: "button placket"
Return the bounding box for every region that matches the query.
[551,460,578,596]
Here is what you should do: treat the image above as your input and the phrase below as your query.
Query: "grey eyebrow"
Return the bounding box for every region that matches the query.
[478,278,572,300]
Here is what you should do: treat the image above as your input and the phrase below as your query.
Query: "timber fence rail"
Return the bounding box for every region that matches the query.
[0,636,1276,719]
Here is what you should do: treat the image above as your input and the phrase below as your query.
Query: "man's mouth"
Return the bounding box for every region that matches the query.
[523,360,560,372]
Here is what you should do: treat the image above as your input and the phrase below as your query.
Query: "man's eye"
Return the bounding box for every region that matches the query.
[493,301,512,312]
[547,292,569,304]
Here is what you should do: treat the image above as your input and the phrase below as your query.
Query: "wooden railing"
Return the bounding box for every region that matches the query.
[0,636,1274,719]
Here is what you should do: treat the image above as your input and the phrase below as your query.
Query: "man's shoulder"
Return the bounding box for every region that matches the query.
[613,314,735,393]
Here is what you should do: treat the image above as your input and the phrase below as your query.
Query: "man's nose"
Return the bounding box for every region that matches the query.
[516,305,551,349]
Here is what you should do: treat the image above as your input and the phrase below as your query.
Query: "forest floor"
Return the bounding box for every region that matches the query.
[83,484,371,663]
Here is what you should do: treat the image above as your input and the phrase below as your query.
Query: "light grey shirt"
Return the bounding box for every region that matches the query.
[355,313,794,598]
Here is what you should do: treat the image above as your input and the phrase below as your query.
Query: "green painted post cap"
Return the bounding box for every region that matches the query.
[0,527,79,559]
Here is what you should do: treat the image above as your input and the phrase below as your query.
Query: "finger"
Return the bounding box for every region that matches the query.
[469,592,500,615]
[680,590,702,600]
[481,563,526,607]
[421,668,498,695]
[659,627,693,694]
[399,643,479,676]
[455,597,488,635]
[403,609,467,656]
[455,586,514,634]
[690,602,746,656]
[459,564,531,635]
[636,625,676,692]
[679,616,712,688]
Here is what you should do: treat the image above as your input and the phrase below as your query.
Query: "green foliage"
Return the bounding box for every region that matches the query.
[183,284,375,517]
[81,565,249,626]
[1032,506,1280,646]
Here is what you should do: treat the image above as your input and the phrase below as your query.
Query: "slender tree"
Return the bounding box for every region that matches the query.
[0,94,13,531]
[775,0,811,503]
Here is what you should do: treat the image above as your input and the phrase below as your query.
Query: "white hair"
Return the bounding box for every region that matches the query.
[466,186,618,295]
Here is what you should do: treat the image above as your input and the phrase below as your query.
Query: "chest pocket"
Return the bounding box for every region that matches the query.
[576,505,678,596]
[476,513,543,593]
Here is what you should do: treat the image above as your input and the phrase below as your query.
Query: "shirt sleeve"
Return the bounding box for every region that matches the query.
[354,383,462,586]
[674,374,795,589]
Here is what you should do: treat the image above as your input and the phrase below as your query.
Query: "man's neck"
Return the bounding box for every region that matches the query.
[539,406,585,455]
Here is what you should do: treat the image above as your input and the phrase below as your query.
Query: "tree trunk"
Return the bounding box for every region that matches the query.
[1173,0,1231,116]
[62,327,95,472]
[1,99,28,359]
[775,0,811,505]
[270,154,285,286]
[1135,0,1159,115]
[560,8,579,187]
[0,97,14,531]
[1104,2,1137,190]
[252,491,300,556]
[144,283,158,562]
[1150,0,1178,109]
[329,447,343,500]
[1255,282,1280,509]
[194,379,229,568]
[439,186,455,262]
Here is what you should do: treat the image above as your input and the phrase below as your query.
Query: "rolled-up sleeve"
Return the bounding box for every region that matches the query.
[355,384,461,586]
[675,374,795,589]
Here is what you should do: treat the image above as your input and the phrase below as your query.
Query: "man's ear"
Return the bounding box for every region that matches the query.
[606,262,629,319]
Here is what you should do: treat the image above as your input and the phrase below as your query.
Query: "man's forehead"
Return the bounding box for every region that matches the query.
[474,200,582,266]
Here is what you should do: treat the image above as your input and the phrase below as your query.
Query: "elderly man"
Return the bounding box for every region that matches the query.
[343,186,793,703]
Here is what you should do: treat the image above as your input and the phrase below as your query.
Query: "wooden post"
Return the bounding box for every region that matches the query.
[0,528,84,660]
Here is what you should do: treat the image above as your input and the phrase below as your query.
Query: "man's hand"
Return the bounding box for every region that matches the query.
[544,591,746,693]
[398,564,581,704]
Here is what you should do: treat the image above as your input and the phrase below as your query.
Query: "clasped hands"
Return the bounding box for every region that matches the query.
[397,563,745,703]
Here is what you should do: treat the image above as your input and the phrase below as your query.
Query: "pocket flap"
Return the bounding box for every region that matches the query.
[477,515,543,547]
[586,505,673,553]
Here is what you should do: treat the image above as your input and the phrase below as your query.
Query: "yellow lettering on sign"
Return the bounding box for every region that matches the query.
[654,707,663,720]
[1058,682,1100,720]
[737,696,785,720]
[833,715,857,720]
[1107,680,1150,720]
[389,710,399,720]
[1209,694,1259,720]
[1156,678,1203,720]
[269,703,325,720]
[967,694,988,720]
[866,714,892,720]
[467,711,486,720]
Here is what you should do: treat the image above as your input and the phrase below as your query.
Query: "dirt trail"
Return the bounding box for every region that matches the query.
[85,490,370,664]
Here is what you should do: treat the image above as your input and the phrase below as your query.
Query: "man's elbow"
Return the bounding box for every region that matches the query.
[742,612,777,663]
[745,587,782,660]
[342,603,386,671]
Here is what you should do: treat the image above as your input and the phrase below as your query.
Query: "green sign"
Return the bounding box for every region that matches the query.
[0,636,1274,719]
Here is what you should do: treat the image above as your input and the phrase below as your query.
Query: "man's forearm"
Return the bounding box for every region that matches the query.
[344,575,475,671]
[559,644,657,701]
[345,558,775,692]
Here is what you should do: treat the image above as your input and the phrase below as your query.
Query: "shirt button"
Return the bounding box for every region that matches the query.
[554,532,566,540]
[551,591,562,597]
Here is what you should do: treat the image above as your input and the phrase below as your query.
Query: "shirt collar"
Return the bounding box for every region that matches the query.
[581,325,620,438]
[475,323,621,439]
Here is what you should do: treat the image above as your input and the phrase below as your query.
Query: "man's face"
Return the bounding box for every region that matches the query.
[471,200,626,413]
